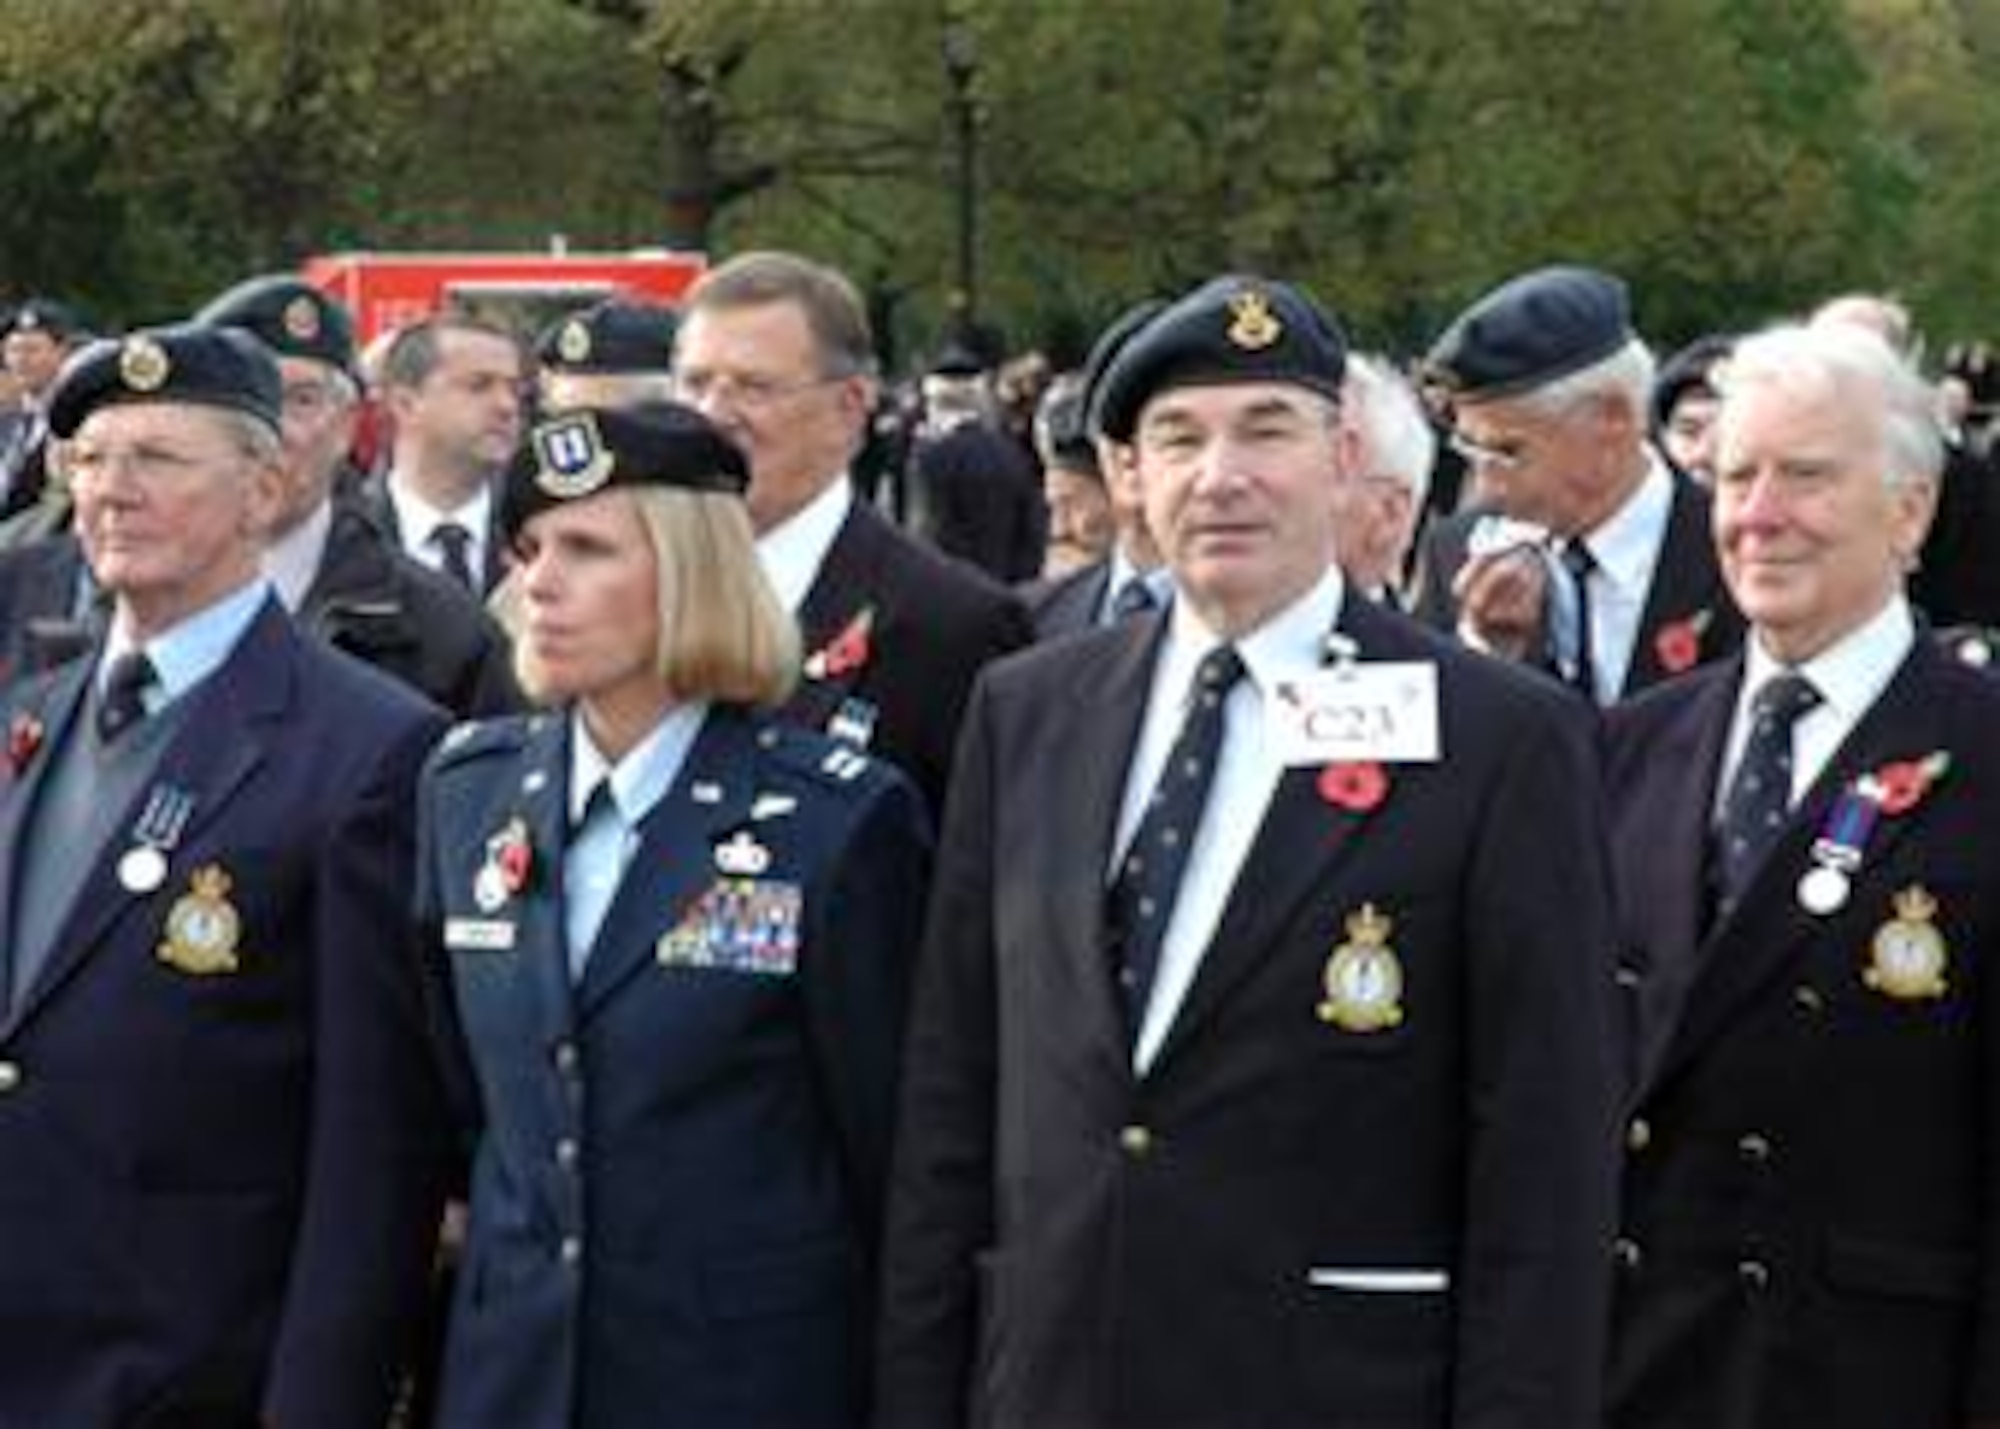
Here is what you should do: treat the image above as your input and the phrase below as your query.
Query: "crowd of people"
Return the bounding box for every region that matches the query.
[0,249,1996,1429]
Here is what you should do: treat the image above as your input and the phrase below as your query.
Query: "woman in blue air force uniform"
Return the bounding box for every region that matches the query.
[417,401,932,1429]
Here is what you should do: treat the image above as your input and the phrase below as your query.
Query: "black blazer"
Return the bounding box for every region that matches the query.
[780,501,1030,817]
[1019,559,1110,641]
[878,595,1621,1429]
[1605,640,2000,1429]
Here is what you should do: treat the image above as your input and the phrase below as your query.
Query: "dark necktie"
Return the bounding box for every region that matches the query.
[96,651,158,743]
[1109,577,1158,623]
[1713,671,1822,914]
[433,521,476,593]
[1105,644,1245,1042]
[1560,539,1598,699]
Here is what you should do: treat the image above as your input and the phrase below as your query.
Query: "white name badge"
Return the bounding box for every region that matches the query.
[445,917,518,952]
[1269,664,1440,766]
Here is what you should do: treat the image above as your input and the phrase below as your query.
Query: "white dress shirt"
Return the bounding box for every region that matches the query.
[262,500,334,614]
[1112,566,1347,1072]
[386,473,495,588]
[1563,454,1674,703]
[756,476,854,615]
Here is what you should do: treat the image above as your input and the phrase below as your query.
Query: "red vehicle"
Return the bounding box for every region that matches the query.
[302,248,707,345]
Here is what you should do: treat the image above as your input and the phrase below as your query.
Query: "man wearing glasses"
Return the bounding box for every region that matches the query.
[673,250,1030,815]
[1410,265,1741,704]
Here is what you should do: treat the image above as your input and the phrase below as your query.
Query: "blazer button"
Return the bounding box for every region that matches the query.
[1792,985,1825,1015]
[1613,1237,1644,1272]
[1736,1132,1772,1163]
[1737,1258,1770,1290]
[559,1235,583,1265]
[555,1138,580,1170]
[1625,1118,1652,1153]
[0,1060,19,1093]
[1118,1124,1154,1157]
[552,1040,580,1074]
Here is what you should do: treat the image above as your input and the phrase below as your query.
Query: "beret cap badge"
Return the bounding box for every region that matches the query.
[557,319,593,366]
[1226,291,1283,351]
[118,336,171,394]
[532,412,616,499]
[281,295,322,342]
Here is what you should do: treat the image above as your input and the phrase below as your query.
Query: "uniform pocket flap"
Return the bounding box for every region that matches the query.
[1823,1231,1975,1303]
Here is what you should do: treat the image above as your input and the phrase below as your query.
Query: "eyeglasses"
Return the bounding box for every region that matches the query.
[674,368,851,412]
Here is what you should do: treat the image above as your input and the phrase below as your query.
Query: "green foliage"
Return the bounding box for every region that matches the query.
[0,0,1992,361]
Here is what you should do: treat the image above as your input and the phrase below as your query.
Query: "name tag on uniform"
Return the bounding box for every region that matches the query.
[1269,664,1440,766]
[445,917,518,952]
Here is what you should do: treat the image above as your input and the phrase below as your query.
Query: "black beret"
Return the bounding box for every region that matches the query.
[1093,276,1347,442]
[537,300,678,375]
[196,274,356,374]
[48,322,282,439]
[1650,332,1735,430]
[1424,264,1635,402]
[927,338,986,379]
[1034,372,1099,476]
[4,297,84,342]
[500,400,749,541]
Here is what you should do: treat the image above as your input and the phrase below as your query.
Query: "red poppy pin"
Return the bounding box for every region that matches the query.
[1859,751,1950,817]
[475,815,536,911]
[1318,761,1389,814]
[5,713,43,776]
[1653,608,1714,675]
[804,606,876,681]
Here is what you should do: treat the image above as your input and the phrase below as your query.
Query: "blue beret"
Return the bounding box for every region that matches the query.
[537,300,678,375]
[197,274,356,374]
[1425,264,1635,402]
[48,322,282,438]
[500,400,748,541]
[1093,276,1347,442]
[1080,298,1167,441]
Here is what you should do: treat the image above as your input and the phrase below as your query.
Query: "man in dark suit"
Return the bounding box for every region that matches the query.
[1604,320,2000,1429]
[0,298,87,521]
[673,251,1030,815]
[1021,300,1172,641]
[1411,265,1742,703]
[0,324,451,1427]
[365,313,525,598]
[197,273,521,717]
[877,275,1620,1429]
[904,343,1048,584]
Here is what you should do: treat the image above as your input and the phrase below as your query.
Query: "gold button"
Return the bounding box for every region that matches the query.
[1626,1118,1652,1153]
[0,1060,19,1093]
[1118,1124,1153,1156]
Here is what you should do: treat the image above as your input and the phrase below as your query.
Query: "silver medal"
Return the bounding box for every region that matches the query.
[473,861,509,913]
[1797,864,1850,916]
[119,844,168,894]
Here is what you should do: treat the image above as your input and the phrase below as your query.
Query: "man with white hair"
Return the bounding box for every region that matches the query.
[1414,265,1742,703]
[1334,353,1436,605]
[1604,319,2000,1429]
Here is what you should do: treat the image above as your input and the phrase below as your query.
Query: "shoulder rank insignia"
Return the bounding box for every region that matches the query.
[157,864,244,976]
[1318,902,1403,1032]
[1864,884,1949,1000]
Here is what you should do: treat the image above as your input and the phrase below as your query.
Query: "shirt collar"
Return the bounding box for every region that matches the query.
[567,700,711,829]
[105,577,273,708]
[1165,564,1347,701]
[756,475,853,614]
[262,499,334,613]
[1739,592,1915,729]
[387,471,493,551]
[1575,454,1673,592]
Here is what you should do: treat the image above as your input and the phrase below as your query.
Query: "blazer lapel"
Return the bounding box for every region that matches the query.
[573,710,759,1022]
[0,663,92,991]
[5,601,294,1028]
[783,502,882,734]
[1149,597,1405,1071]
[1654,643,1944,1089]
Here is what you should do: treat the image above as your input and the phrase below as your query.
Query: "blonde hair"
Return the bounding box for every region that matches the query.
[511,486,799,707]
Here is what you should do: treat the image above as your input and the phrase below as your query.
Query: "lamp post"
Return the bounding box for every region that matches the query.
[940,19,980,335]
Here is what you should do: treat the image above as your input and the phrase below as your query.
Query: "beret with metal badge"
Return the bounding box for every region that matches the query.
[499,399,749,541]
[196,273,356,374]
[48,321,282,438]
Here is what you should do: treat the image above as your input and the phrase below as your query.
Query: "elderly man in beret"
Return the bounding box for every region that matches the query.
[0,297,88,522]
[878,274,1619,1429]
[1411,264,1743,704]
[0,323,454,1428]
